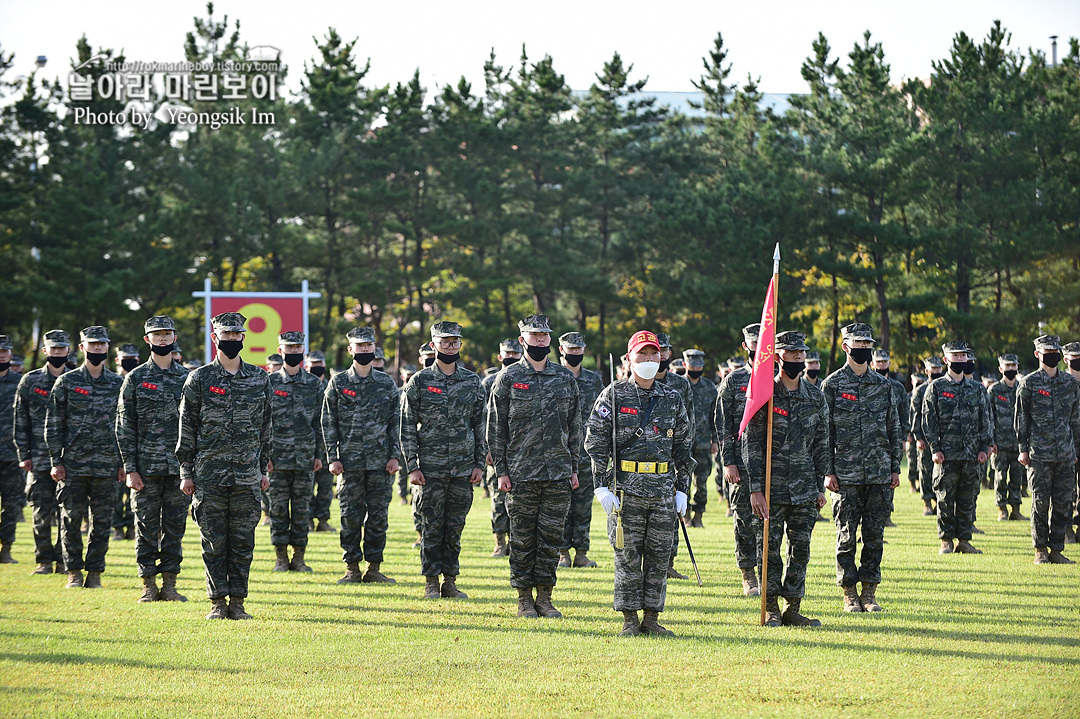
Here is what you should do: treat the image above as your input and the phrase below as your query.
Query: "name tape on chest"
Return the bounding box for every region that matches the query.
[941,391,956,399]
[997,395,1008,403]
[274,390,289,397]
[140,382,158,390]
[840,392,857,402]
[74,387,90,396]
[619,407,638,415]
[209,386,226,395]
[512,382,530,390]
[773,406,788,416]
[33,387,49,397]
[427,386,443,395]
[342,388,357,398]
[1037,389,1051,397]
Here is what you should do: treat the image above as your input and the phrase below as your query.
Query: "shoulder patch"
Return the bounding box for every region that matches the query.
[597,405,611,419]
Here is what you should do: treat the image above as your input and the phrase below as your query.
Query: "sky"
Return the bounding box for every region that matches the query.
[1,0,1077,98]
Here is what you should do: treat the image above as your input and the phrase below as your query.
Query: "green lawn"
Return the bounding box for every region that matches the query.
[2,470,1078,718]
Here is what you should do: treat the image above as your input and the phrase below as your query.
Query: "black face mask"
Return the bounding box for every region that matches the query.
[501,357,518,367]
[1003,369,1018,380]
[283,353,304,367]
[1041,352,1061,367]
[47,355,68,368]
[217,340,243,359]
[85,352,108,366]
[688,369,703,379]
[436,351,459,364]
[805,368,820,380]
[875,369,889,379]
[848,348,873,365]
[0,361,9,372]
[150,343,174,356]
[121,358,139,372]
[964,361,976,375]
[949,362,967,375]
[1070,359,1080,371]
[563,354,583,367]
[929,370,944,380]
[423,357,435,368]
[353,352,375,366]
[309,366,326,378]
[747,350,756,362]
[658,358,671,372]
[781,360,805,380]
[526,344,550,361]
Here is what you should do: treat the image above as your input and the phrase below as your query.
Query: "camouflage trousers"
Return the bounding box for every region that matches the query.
[0,460,23,545]
[488,466,509,535]
[416,476,474,577]
[112,485,134,531]
[1027,460,1076,552]
[27,471,62,564]
[397,467,410,500]
[560,466,593,551]
[993,450,1024,508]
[506,479,571,589]
[932,460,979,541]
[191,484,261,600]
[58,475,118,573]
[918,448,935,503]
[906,440,918,485]
[131,475,190,577]
[311,466,334,522]
[338,469,393,565]
[730,481,761,570]
[833,483,890,586]
[689,447,711,513]
[268,469,313,548]
[608,492,674,612]
[758,501,818,599]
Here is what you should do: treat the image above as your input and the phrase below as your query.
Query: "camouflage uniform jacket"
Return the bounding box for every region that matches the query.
[687,374,717,451]
[45,365,123,476]
[909,381,931,443]
[1015,368,1080,463]
[115,359,187,476]
[14,367,65,468]
[742,377,829,505]
[583,378,695,498]
[267,367,325,470]
[887,376,910,439]
[820,364,903,484]
[715,366,750,470]
[987,379,1019,452]
[400,364,485,478]
[0,370,22,463]
[921,375,992,460]
[658,370,695,446]
[176,358,272,486]
[481,370,500,428]
[488,359,581,483]
[572,367,605,469]
[322,367,401,471]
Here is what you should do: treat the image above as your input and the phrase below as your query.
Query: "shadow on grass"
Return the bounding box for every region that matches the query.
[0,650,250,673]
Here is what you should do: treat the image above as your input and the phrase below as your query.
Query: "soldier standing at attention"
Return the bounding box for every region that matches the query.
[177,312,272,620]
[10,354,24,374]
[323,327,401,585]
[1015,335,1080,564]
[1063,342,1080,543]
[682,348,718,529]
[0,335,22,563]
[821,323,902,613]
[804,351,822,388]
[743,332,829,627]
[988,354,1026,522]
[911,357,945,515]
[115,344,140,377]
[489,315,580,619]
[15,330,69,574]
[372,346,386,373]
[305,350,336,534]
[266,332,324,574]
[400,322,486,599]
[115,316,191,602]
[484,339,521,558]
[45,326,124,589]
[873,348,909,528]
[111,343,141,541]
[654,333,694,579]
[557,332,604,569]
[584,330,694,636]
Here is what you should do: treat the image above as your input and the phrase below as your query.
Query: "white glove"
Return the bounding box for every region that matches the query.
[594,486,621,515]
[675,491,688,518]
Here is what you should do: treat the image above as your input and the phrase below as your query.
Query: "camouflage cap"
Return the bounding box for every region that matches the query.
[923,356,944,369]
[183,359,202,370]
[431,321,463,339]
[682,349,706,367]
[116,343,140,358]
[484,366,500,377]
[872,349,890,361]
[997,353,1019,364]
[840,322,875,344]
[655,332,672,349]
[418,343,435,356]
[43,329,70,348]
[1033,335,1061,352]
[671,358,685,370]
[1062,342,1080,357]
[966,348,977,360]
[559,332,586,348]
[940,340,968,355]
[305,350,326,362]
[279,331,305,345]
[742,324,761,343]
[172,341,182,353]
[806,351,821,362]
[374,346,385,360]
[401,363,418,373]
[775,331,810,351]
[499,338,523,354]
[517,315,551,334]
[346,326,376,344]
[0,335,12,351]
[211,312,247,333]
[728,356,746,369]
[267,353,283,364]
[143,315,175,333]
[80,326,110,344]
[10,354,23,364]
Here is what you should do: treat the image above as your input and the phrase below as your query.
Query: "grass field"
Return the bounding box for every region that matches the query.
[2,468,1078,718]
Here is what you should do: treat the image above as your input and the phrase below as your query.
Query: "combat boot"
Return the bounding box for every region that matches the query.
[922,500,935,516]
[441,575,468,599]
[411,531,422,548]
[691,511,704,528]
[363,562,396,584]
[1065,527,1077,544]
[558,551,572,568]
[666,562,688,580]
[111,527,125,541]
[955,540,982,554]
[971,525,985,535]
[0,542,17,563]
[159,572,187,602]
[227,597,252,620]
[66,570,83,588]
[272,546,290,572]
[533,585,562,618]
[740,567,760,597]
[423,576,441,599]
[336,562,363,584]
[55,560,65,573]
[841,585,862,612]
[1034,547,1050,564]
[640,609,675,636]
[84,571,102,589]
[32,562,53,575]
[516,587,538,618]
[1009,506,1027,521]
[1049,549,1076,564]
[762,596,783,627]
[618,610,641,636]
[124,526,134,540]
[781,597,821,627]
[939,539,954,554]
[490,532,508,557]
[316,519,336,533]
[884,515,897,528]
[205,598,228,620]
[859,582,883,612]
[572,550,597,568]
[997,506,1010,521]
[138,576,159,602]
[289,546,312,573]
[1021,485,1029,498]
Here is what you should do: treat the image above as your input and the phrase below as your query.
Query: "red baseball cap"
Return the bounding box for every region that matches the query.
[628,330,660,355]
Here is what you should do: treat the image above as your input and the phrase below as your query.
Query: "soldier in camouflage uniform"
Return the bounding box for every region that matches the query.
[911,357,945,515]
[804,351,821,388]
[372,346,386,373]
[10,354,24,374]
[873,348,909,528]
[396,362,419,511]
[45,326,124,589]
[922,341,993,555]
[0,335,22,564]
[177,312,272,620]
[1063,342,1080,542]
[1015,335,1080,564]
[489,315,580,618]
[908,373,926,492]
[557,332,604,569]
[305,350,336,534]
[418,343,436,370]
[654,333,694,579]
[171,341,183,366]
[714,325,763,596]
[323,327,402,584]
[14,330,69,574]
[115,316,191,602]
[110,343,141,541]
[483,338,521,558]
[821,323,902,613]
[405,343,438,546]
[265,354,283,374]
[683,348,718,529]
[742,331,829,627]
[401,322,486,599]
[258,351,286,526]
[988,353,1026,522]
[584,330,694,636]
[266,332,324,574]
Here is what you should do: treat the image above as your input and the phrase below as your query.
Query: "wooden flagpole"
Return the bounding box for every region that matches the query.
[760,244,780,626]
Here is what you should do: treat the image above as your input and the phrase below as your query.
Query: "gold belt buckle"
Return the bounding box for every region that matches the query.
[639,462,656,474]
[619,460,636,472]
[658,462,669,473]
